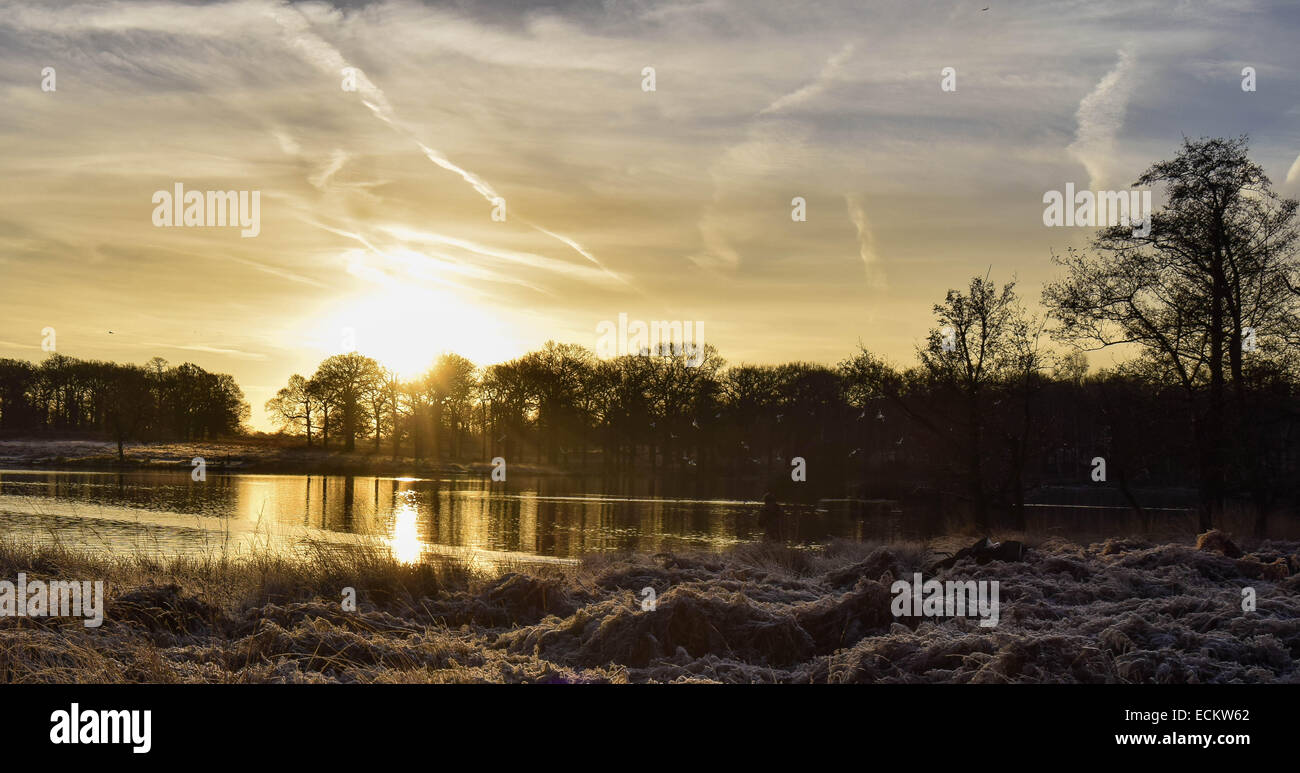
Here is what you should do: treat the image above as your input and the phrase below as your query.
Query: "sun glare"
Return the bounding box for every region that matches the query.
[312,277,525,379]
[387,492,422,564]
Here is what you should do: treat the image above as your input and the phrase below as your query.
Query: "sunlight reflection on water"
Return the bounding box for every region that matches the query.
[0,467,1253,565]
[387,491,422,564]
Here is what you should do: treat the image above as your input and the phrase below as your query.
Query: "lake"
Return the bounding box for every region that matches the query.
[0,468,1280,566]
[0,468,803,566]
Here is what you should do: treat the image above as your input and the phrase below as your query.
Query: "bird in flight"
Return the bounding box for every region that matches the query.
[982,5,989,10]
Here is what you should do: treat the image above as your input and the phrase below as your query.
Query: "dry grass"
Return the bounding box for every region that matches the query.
[0,533,1296,684]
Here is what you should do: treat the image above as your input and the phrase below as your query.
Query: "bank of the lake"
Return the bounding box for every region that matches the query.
[0,437,566,477]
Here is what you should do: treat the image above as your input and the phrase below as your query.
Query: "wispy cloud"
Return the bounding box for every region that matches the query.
[142,342,269,360]
[220,255,331,290]
[1068,49,1137,190]
[759,43,855,116]
[693,44,854,272]
[269,4,501,200]
[269,2,621,284]
[0,339,41,350]
[378,225,614,286]
[845,194,885,288]
[308,149,350,190]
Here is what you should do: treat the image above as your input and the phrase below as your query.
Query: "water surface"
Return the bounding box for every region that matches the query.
[0,468,1275,565]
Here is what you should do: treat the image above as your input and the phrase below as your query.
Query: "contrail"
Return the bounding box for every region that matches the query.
[304,217,558,297]
[413,139,501,203]
[529,223,639,291]
[759,43,855,116]
[270,4,624,282]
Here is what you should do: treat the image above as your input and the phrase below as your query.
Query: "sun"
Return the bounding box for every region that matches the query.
[313,281,525,379]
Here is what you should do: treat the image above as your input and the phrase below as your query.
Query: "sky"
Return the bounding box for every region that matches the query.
[1,0,1299,430]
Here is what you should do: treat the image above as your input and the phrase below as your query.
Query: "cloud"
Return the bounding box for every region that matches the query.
[692,44,854,272]
[268,2,619,283]
[271,128,301,156]
[268,4,499,199]
[759,43,855,116]
[845,194,885,288]
[0,339,42,350]
[376,225,615,286]
[219,255,331,290]
[1067,49,1137,191]
[308,149,350,190]
[142,342,269,360]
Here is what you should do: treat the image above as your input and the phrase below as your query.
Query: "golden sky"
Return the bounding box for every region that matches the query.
[2,0,1298,429]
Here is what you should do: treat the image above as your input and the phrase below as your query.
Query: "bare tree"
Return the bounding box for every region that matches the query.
[265,373,316,445]
[917,274,1029,532]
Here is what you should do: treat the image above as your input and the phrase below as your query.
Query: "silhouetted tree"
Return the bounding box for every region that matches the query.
[1045,136,1300,530]
[265,374,317,445]
[311,353,382,452]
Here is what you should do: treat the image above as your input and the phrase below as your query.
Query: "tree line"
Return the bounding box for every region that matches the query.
[0,355,249,459]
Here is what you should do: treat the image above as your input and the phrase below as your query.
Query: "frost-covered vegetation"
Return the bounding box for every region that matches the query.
[1,533,1296,684]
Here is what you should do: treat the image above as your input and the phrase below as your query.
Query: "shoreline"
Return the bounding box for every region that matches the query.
[0,437,572,478]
